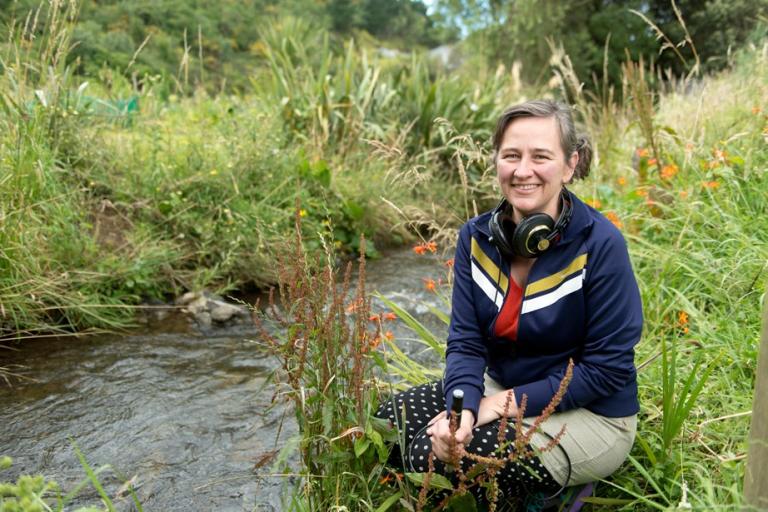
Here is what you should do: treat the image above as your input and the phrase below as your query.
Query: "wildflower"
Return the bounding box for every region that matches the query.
[636,148,649,158]
[678,310,690,335]
[679,190,689,199]
[660,163,679,180]
[414,241,437,254]
[299,209,308,218]
[636,188,648,198]
[209,169,218,176]
[752,106,762,115]
[701,180,720,189]
[384,331,394,341]
[423,278,437,292]
[382,312,397,321]
[712,148,728,161]
[444,258,454,268]
[368,314,380,322]
[604,211,623,229]
[586,198,602,209]
[369,336,382,351]
[647,158,658,167]
[345,299,362,313]
[617,176,627,187]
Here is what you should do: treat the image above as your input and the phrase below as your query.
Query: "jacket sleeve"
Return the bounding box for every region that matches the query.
[444,224,488,421]
[513,228,643,416]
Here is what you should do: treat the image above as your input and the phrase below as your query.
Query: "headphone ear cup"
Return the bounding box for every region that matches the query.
[489,211,516,259]
[512,213,555,258]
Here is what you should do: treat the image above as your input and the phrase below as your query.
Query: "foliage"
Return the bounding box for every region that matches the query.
[253,219,395,510]
[435,0,768,90]
[0,449,142,512]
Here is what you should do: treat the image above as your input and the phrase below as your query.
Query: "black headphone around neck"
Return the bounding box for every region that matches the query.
[488,188,573,259]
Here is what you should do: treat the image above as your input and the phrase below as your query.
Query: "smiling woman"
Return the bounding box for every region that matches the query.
[376,99,642,509]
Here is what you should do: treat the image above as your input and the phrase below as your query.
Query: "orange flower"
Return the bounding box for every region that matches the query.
[586,198,602,209]
[701,180,720,189]
[712,148,728,162]
[753,106,762,115]
[647,158,658,167]
[423,278,436,292]
[368,314,380,322]
[679,190,689,199]
[617,176,627,187]
[345,300,361,313]
[636,188,648,198]
[678,310,690,334]
[382,312,397,321]
[369,336,382,351]
[444,258,455,268]
[604,211,623,229]
[660,163,679,180]
[384,330,394,341]
[636,148,649,158]
[414,241,437,254]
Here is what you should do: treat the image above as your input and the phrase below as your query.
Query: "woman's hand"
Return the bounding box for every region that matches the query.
[425,409,475,462]
[476,390,518,427]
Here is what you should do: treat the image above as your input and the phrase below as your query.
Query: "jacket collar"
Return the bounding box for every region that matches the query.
[471,189,593,247]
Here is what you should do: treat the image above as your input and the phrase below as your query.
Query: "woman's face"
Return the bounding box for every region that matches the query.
[496,116,577,223]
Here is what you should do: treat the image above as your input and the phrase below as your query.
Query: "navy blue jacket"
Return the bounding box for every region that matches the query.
[443,191,643,420]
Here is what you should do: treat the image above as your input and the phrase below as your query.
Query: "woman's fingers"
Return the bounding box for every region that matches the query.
[427,410,446,427]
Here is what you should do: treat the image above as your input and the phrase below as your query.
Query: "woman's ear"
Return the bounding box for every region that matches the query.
[564,151,578,183]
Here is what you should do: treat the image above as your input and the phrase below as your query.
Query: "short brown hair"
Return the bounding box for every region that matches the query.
[492,99,592,180]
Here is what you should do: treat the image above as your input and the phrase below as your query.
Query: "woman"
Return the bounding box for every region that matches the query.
[376,99,642,506]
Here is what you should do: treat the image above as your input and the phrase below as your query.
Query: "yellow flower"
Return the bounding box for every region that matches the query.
[617,176,627,187]
[209,169,219,176]
[299,209,308,218]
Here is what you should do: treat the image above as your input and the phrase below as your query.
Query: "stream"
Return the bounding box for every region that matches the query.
[0,248,450,511]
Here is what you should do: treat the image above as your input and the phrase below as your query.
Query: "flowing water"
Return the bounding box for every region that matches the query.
[0,249,449,511]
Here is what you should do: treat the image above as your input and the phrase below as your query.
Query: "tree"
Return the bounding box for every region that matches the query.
[744,297,768,510]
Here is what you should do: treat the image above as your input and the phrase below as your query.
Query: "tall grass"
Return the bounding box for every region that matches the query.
[1,1,515,338]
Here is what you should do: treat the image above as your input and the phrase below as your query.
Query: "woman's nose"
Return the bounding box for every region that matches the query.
[513,157,533,177]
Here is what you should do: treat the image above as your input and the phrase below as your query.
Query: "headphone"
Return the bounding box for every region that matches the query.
[488,188,573,259]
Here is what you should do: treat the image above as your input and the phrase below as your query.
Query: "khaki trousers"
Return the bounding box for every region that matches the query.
[484,374,637,486]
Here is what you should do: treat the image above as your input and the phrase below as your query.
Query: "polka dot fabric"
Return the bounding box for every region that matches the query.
[375,380,559,506]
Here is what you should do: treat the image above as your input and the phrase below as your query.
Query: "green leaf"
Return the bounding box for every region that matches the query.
[405,472,453,490]
[374,491,403,512]
[444,492,477,511]
[344,200,365,221]
[354,437,371,458]
[312,160,331,188]
[580,497,634,505]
